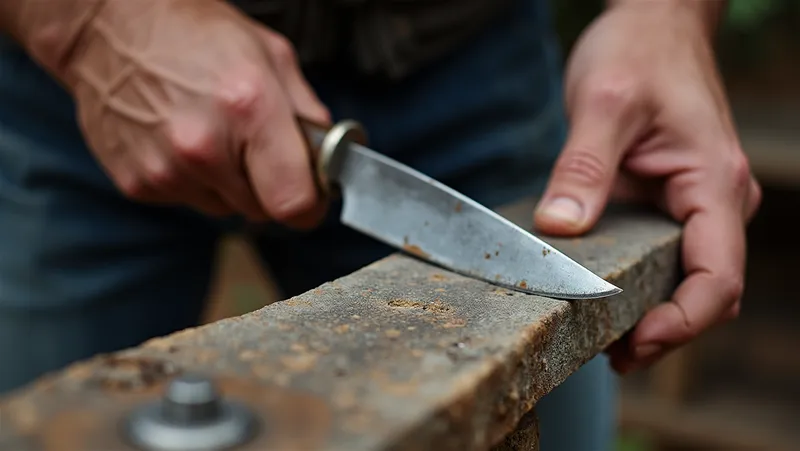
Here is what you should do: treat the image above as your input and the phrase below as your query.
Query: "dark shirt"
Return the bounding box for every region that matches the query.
[227,0,516,80]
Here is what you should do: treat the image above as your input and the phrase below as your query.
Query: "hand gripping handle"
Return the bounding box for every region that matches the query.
[296,116,369,197]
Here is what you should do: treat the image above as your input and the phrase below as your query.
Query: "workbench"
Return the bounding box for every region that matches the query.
[0,197,682,451]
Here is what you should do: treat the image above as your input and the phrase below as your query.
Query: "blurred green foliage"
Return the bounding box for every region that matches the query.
[718,0,800,73]
[551,0,800,71]
[726,0,785,30]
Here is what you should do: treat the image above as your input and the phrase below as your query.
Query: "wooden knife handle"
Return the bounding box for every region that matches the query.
[296,116,369,196]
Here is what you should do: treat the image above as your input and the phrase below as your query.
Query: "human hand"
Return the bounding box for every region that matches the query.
[532,2,762,373]
[61,0,330,227]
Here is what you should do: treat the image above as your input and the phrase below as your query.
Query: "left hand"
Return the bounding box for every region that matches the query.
[533,2,762,374]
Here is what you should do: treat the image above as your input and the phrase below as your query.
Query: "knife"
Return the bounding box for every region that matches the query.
[297,116,622,300]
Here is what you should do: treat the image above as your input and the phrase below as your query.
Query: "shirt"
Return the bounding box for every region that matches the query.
[228,0,516,80]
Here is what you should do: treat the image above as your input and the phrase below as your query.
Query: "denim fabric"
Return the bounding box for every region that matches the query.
[0,0,616,449]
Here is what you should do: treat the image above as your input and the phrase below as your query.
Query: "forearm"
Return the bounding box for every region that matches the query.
[607,0,727,37]
[0,0,106,78]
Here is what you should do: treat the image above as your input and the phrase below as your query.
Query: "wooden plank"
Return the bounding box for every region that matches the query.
[0,198,682,451]
[620,390,800,451]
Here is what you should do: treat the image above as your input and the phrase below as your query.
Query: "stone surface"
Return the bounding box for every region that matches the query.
[0,198,682,451]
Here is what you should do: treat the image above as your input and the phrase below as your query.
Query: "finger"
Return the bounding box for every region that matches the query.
[255,27,331,124]
[168,107,268,222]
[604,324,670,375]
[139,146,238,216]
[106,150,234,217]
[613,206,746,370]
[235,66,324,226]
[534,80,649,235]
[251,27,331,229]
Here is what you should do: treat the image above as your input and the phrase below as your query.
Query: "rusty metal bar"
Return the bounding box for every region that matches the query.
[491,408,539,451]
[0,197,681,451]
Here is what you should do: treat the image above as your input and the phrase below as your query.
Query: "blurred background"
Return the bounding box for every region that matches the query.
[202,1,800,449]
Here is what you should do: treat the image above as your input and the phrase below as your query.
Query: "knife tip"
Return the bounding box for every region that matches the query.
[560,281,623,300]
[595,281,623,299]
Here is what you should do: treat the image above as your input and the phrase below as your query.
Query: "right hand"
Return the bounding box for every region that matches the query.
[62,0,331,227]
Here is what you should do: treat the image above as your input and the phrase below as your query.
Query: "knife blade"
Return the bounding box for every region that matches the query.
[298,117,622,300]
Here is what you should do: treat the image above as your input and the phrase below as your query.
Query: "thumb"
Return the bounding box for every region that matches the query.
[535,89,646,235]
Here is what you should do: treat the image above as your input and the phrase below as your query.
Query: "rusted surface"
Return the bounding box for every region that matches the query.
[1,372,333,451]
[0,198,681,451]
[402,235,431,259]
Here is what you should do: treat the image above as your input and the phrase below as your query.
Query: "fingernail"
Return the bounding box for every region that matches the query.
[537,197,584,224]
[634,343,663,360]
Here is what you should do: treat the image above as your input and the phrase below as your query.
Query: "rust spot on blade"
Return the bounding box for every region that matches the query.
[518,281,528,289]
[403,244,430,259]
[484,253,491,260]
[542,248,551,257]
[454,201,463,213]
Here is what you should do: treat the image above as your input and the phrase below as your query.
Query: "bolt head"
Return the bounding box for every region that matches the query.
[164,373,218,406]
[123,373,259,450]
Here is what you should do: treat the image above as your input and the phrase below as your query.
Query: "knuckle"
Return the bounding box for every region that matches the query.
[726,151,752,192]
[731,152,752,190]
[267,32,298,67]
[216,68,267,117]
[169,127,218,166]
[583,73,639,115]
[719,273,745,306]
[553,149,609,187]
[143,160,177,190]
[27,26,65,69]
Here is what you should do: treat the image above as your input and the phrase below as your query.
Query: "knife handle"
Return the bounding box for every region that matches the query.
[296,116,369,196]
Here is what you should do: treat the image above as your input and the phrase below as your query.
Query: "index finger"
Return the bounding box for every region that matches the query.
[632,205,746,350]
[234,68,324,227]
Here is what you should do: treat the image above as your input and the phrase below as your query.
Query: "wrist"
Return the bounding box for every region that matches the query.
[0,0,107,81]
[606,0,726,39]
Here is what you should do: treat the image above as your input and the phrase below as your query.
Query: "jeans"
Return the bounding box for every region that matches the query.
[0,0,616,449]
